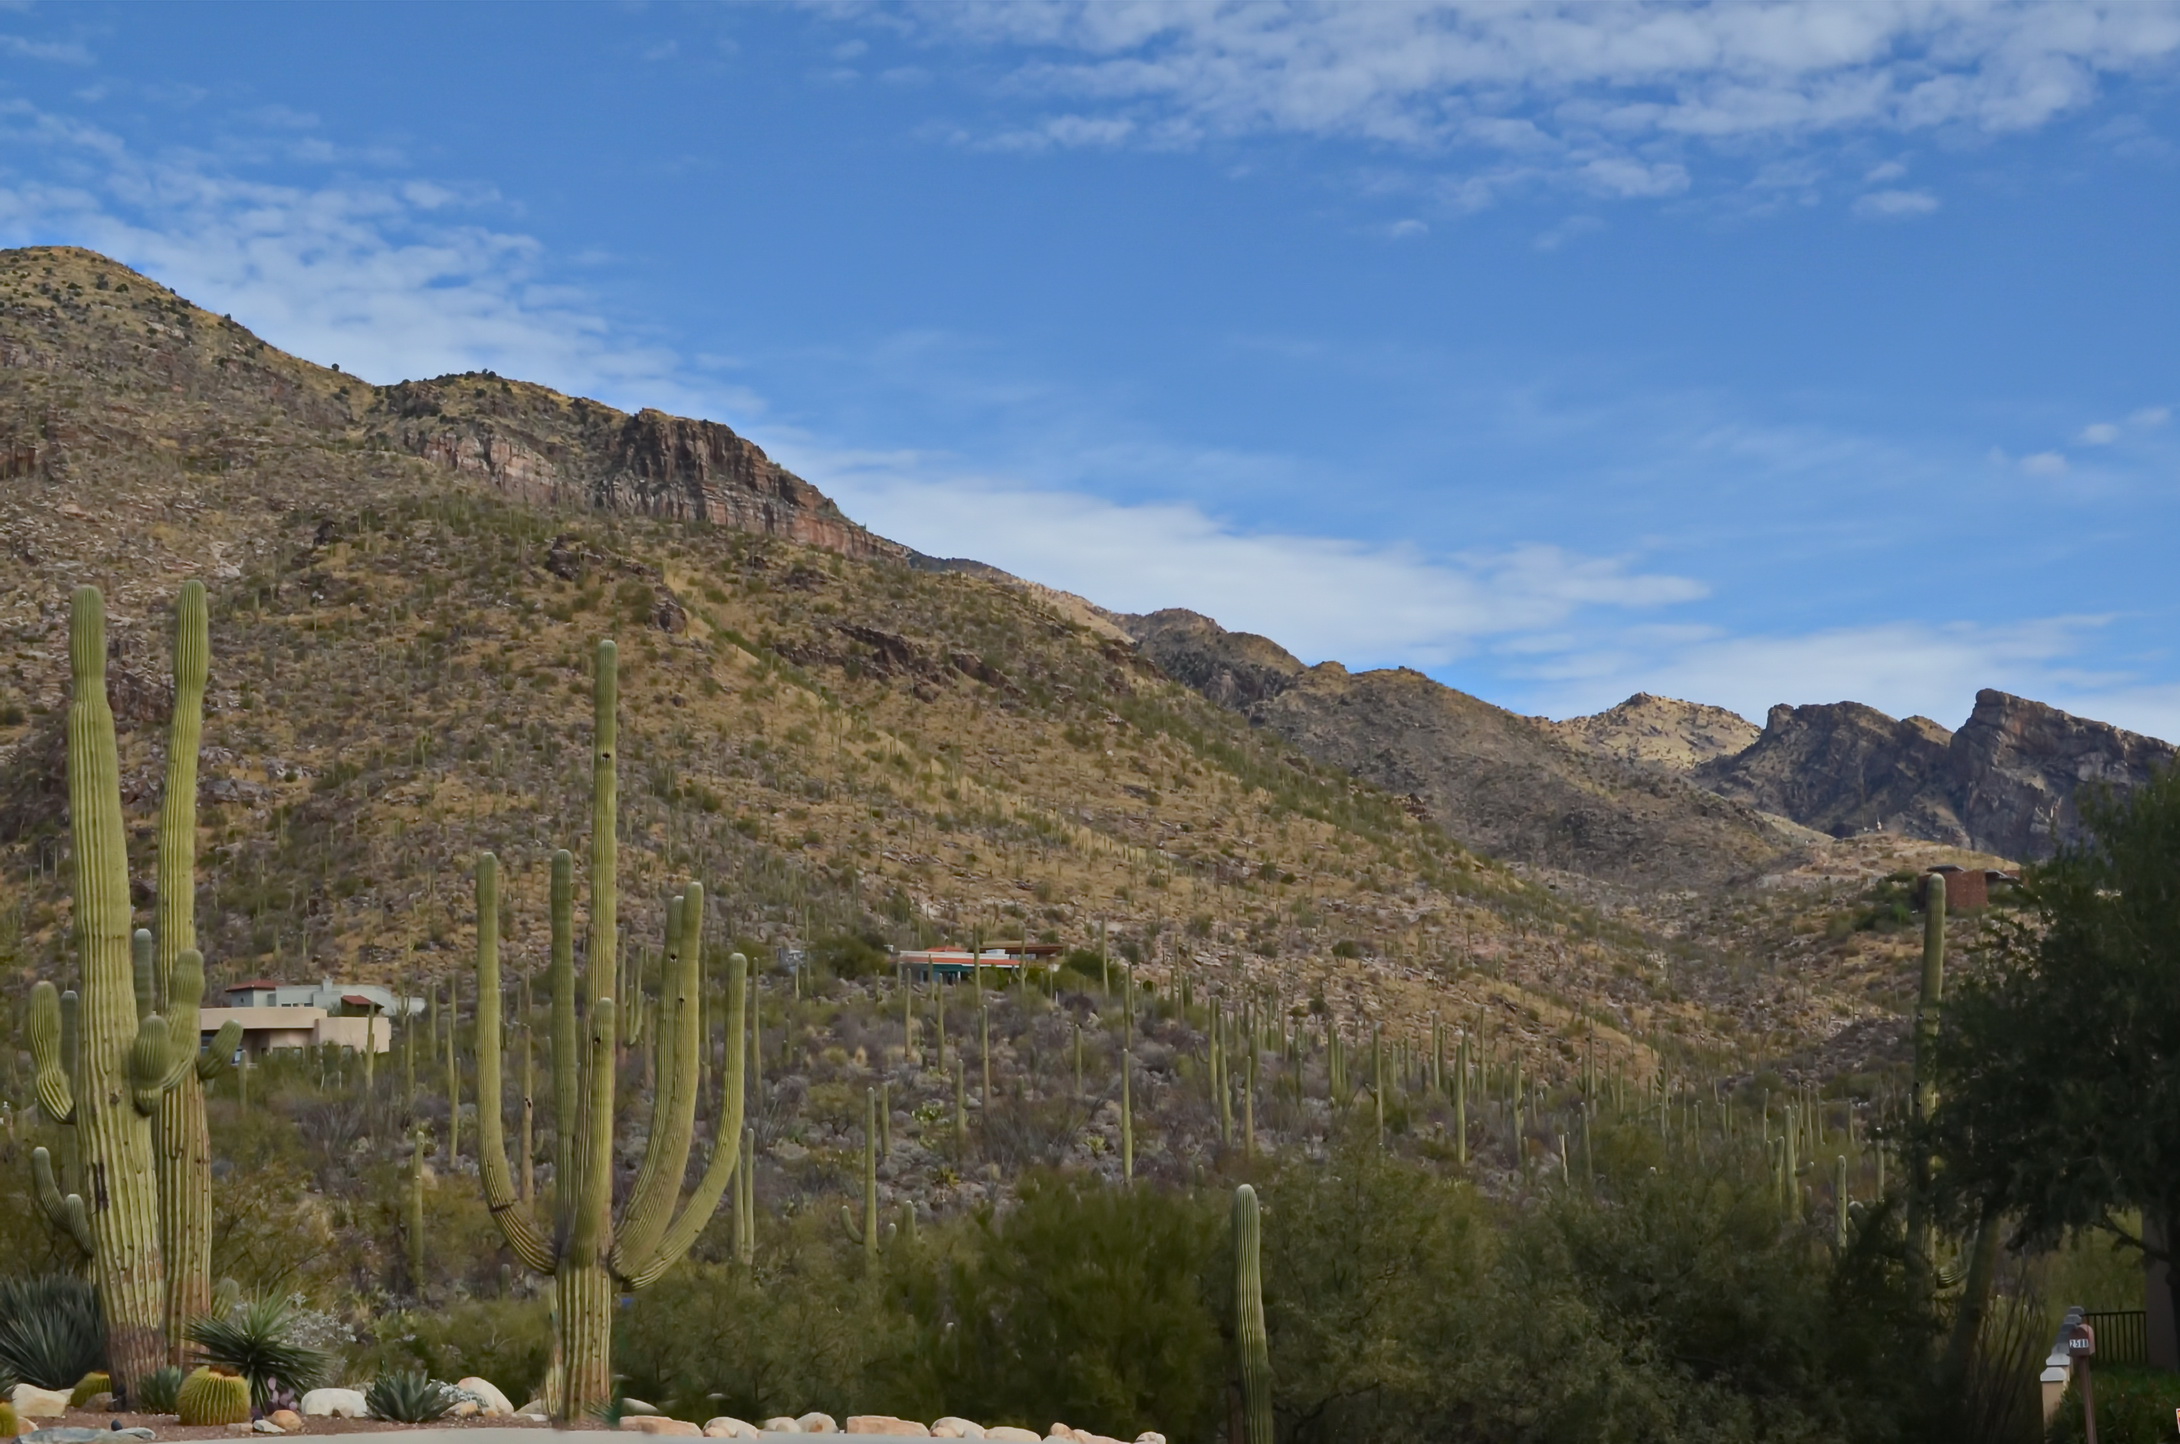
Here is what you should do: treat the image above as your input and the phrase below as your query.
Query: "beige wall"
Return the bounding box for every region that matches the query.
[200,1006,392,1056]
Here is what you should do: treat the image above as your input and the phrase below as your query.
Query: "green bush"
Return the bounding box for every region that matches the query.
[931,1173,1223,1441]
[349,1300,551,1409]
[0,1274,106,1389]
[2045,1364,2180,1443]
[186,1298,335,1413]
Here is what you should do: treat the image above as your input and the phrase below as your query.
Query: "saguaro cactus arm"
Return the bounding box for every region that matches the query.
[613,950,746,1290]
[32,1146,94,1255]
[28,982,76,1124]
[471,853,558,1276]
[617,886,706,1268]
[168,953,242,1081]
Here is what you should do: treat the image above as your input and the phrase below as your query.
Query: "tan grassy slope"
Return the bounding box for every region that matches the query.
[0,244,1911,1079]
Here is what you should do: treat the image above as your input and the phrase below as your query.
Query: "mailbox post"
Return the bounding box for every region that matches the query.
[2064,1320,2099,1444]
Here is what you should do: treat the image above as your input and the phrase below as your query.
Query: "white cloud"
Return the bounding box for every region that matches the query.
[1533,213,1603,250]
[2080,421,2122,444]
[1863,159,1909,183]
[0,33,92,64]
[1852,186,1940,217]
[805,460,1704,667]
[1533,615,2180,745]
[0,102,741,420]
[913,1,2180,200]
[1386,217,1429,238]
[2132,405,2172,427]
[2019,450,2069,476]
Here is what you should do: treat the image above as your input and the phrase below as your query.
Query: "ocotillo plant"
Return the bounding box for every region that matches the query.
[24,589,237,1396]
[1232,1183,1273,1444]
[470,638,748,1422]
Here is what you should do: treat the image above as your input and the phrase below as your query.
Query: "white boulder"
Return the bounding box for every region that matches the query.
[456,1377,514,1416]
[930,1420,985,1440]
[763,1419,804,1433]
[11,1385,71,1418]
[301,1388,368,1419]
[702,1418,762,1438]
[986,1430,1042,1443]
[797,1413,838,1434]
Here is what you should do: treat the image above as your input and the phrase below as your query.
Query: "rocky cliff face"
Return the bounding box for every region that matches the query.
[1121,612,1814,889]
[370,376,908,563]
[1946,690,2173,859]
[1694,703,1961,842]
[1545,693,1760,770]
[1694,691,2172,859]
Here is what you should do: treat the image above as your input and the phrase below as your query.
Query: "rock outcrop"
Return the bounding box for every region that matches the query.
[370,376,909,563]
[1694,703,1961,842]
[1545,693,1760,770]
[1696,690,2173,859]
[1122,612,1814,889]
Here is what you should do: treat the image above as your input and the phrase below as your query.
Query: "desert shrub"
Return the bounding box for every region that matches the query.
[0,1273,106,1388]
[617,1214,914,1424]
[2045,1363,2180,1443]
[812,931,891,979]
[136,1365,185,1415]
[928,1172,1223,1442]
[349,1300,551,1408]
[364,1370,457,1423]
[186,1297,334,1412]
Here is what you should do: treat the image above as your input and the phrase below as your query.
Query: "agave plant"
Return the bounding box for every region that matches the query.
[0,1274,106,1390]
[365,1371,457,1423]
[135,1365,185,1416]
[184,1298,332,1413]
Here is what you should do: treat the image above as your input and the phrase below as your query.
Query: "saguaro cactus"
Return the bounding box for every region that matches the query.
[152,581,237,1360]
[23,589,235,1395]
[472,640,748,1421]
[839,1087,880,1262]
[1232,1184,1273,1444]
[1907,872,1945,1293]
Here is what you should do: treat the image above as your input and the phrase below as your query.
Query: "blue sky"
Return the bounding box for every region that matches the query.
[5,4,2180,737]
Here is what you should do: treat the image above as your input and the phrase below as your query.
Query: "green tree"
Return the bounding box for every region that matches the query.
[1927,765,2180,1326]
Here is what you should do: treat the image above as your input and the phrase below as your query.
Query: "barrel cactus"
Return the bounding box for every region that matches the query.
[176,1367,251,1426]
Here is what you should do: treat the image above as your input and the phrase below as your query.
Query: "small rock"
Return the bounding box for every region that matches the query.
[252,1420,285,1435]
[1135,1434,1165,1444]
[517,1401,548,1417]
[520,1415,552,1423]
[456,1378,513,1417]
[26,1430,147,1444]
[928,1421,983,1440]
[13,1386,72,1419]
[301,1390,367,1420]
[268,1410,304,1432]
[622,1400,663,1418]
[448,1400,481,1418]
[618,1419,701,1436]
[796,1415,837,1435]
[847,1419,928,1437]
[82,1394,115,1413]
[762,1419,803,1433]
[985,1431,1041,1443]
[701,1418,761,1438]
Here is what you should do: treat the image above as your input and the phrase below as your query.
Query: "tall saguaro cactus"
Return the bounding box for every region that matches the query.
[22,589,237,1395]
[1907,871,1946,1294]
[152,580,237,1360]
[472,640,748,1421]
[1232,1184,1273,1444]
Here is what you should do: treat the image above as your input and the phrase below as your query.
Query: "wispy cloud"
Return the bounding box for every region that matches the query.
[0,101,743,420]
[1852,187,1940,217]
[904,1,2180,204]
[1526,614,2180,744]
[803,454,1705,667]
